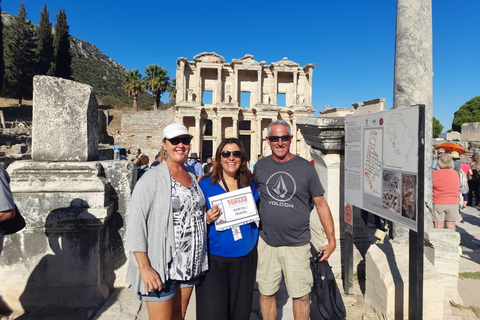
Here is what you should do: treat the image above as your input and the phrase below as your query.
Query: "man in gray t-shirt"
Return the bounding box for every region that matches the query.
[254,120,336,320]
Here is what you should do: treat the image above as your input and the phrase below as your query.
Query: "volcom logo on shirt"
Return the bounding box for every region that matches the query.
[266,171,297,203]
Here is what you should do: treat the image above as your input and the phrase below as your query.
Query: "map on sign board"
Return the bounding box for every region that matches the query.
[344,106,420,231]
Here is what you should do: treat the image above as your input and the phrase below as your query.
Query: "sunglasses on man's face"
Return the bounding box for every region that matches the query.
[268,135,291,142]
[221,150,242,158]
[167,137,192,145]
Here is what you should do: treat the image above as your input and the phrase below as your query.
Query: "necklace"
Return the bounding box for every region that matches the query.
[221,176,241,192]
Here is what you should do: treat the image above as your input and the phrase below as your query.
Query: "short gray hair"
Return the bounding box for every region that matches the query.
[438,153,453,169]
[267,119,291,136]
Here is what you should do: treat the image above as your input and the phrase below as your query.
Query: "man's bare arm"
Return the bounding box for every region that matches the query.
[0,208,16,223]
[312,195,336,261]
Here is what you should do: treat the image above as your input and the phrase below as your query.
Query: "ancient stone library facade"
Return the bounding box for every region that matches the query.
[174,52,316,162]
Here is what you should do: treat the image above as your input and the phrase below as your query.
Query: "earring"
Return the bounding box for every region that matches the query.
[161,150,167,159]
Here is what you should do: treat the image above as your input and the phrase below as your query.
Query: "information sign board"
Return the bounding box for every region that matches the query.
[344,106,420,231]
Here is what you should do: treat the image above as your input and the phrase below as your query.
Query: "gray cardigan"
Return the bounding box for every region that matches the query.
[125,161,205,294]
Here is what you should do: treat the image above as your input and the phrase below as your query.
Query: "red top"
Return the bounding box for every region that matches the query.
[433,169,460,204]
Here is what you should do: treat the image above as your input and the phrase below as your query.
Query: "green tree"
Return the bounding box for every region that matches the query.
[3,2,35,104]
[35,4,54,75]
[144,64,169,111]
[432,117,443,138]
[452,96,480,132]
[53,8,71,79]
[0,0,5,93]
[122,69,144,111]
[167,77,176,100]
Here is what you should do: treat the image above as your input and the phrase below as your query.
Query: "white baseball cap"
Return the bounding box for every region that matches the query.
[162,123,193,140]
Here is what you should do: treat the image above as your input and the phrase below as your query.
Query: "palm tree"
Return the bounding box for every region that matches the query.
[122,69,144,111]
[167,78,176,101]
[144,64,169,111]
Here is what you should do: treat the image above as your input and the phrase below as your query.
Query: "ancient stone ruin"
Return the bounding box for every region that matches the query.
[0,76,136,316]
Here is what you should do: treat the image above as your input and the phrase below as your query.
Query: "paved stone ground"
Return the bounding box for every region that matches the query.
[3,206,480,320]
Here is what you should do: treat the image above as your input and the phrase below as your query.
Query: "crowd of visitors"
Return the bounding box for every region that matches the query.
[432,145,480,231]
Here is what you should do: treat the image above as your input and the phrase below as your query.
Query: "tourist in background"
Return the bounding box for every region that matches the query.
[468,154,480,206]
[185,153,204,180]
[132,153,150,180]
[125,123,208,320]
[0,166,16,253]
[203,157,213,174]
[458,153,473,209]
[196,138,259,320]
[432,153,460,230]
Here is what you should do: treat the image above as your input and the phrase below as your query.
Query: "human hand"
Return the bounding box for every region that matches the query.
[317,241,336,261]
[139,265,162,294]
[206,205,221,224]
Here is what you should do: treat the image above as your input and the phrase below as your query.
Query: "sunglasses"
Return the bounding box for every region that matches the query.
[221,150,242,158]
[268,135,291,142]
[167,137,192,145]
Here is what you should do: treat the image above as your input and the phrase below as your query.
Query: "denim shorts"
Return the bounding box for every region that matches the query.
[138,277,200,302]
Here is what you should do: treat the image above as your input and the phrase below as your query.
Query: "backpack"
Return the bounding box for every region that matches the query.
[310,257,347,320]
[459,169,468,189]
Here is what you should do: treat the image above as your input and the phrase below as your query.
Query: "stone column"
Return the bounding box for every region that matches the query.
[273,70,278,105]
[291,118,297,154]
[178,60,186,102]
[195,116,201,156]
[257,118,262,159]
[308,69,313,105]
[232,115,238,139]
[233,68,238,104]
[393,0,433,235]
[196,65,202,103]
[216,67,222,104]
[293,71,298,105]
[257,69,262,105]
[216,116,223,145]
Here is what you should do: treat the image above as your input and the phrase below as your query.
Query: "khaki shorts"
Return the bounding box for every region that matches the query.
[432,204,459,222]
[256,237,313,298]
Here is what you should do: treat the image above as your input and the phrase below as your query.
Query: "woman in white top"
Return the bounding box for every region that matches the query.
[126,123,208,320]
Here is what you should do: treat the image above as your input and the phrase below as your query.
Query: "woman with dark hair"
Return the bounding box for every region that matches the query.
[196,138,259,320]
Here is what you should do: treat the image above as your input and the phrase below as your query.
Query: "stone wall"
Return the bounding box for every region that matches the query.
[115,109,175,158]
[461,123,480,141]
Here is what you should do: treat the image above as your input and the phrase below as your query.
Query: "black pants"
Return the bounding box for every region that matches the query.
[468,180,479,205]
[195,248,257,320]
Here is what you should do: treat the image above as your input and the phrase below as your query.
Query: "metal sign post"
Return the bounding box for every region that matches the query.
[408,104,425,319]
[344,203,354,294]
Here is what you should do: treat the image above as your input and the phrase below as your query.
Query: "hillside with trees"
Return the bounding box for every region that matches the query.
[1,9,173,110]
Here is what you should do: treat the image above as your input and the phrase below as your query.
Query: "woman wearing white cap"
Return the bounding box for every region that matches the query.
[126,123,208,320]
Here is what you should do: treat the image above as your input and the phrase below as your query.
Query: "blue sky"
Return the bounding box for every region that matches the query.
[3,0,479,132]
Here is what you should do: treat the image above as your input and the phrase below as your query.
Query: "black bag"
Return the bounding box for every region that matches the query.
[0,206,26,235]
[310,255,347,320]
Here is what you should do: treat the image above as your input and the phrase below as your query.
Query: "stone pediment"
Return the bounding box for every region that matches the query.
[272,57,300,68]
[232,54,265,66]
[193,52,225,64]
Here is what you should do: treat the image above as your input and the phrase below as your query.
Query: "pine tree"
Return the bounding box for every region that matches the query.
[3,2,35,104]
[35,4,54,76]
[53,8,71,79]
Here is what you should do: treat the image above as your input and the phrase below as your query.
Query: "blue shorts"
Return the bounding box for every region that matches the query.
[138,277,200,302]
